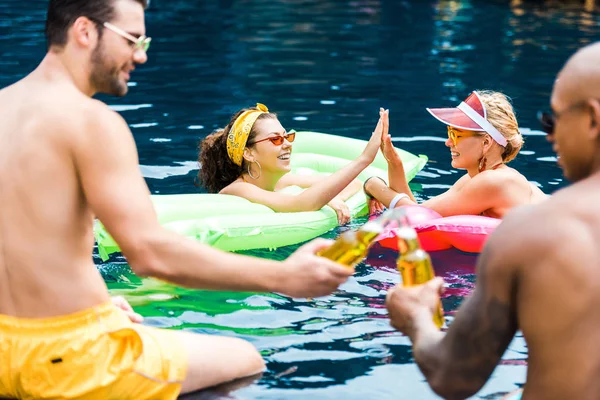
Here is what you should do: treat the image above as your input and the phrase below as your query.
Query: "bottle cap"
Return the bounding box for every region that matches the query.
[395,226,417,239]
[361,220,385,233]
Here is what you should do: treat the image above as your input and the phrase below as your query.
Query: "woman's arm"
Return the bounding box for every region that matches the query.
[364,177,418,209]
[378,110,417,202]
[277,174,362,201]
[223,158,370,212]
[365,170,509,217]
[276,174,362,224]
[222,111,386,213]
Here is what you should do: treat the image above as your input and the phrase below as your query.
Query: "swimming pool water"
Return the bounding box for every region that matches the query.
[3,0,599,398]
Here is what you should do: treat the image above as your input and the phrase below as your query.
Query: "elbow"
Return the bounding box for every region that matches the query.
[309,202,326,212]
[120,233,172,280]
[123,244,161,278]
[427,369,485,400]
[414,350,485,400]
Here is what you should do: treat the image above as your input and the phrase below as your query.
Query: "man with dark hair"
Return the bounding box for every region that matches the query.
[385,42,600,400]
[0,0,357,398]
[45,0,148,49]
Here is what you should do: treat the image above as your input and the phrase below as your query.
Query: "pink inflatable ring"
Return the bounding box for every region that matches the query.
[375,205,501,253]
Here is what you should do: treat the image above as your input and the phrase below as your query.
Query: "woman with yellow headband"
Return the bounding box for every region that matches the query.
[365,91,547,218]
[198,104,386,225]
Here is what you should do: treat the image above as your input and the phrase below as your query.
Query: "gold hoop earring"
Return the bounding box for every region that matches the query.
[248,160,262,179]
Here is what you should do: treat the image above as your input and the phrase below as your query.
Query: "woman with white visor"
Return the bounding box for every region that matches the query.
[365,91,547,218]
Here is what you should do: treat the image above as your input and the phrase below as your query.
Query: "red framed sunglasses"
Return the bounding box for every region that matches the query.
[249,130,296,146]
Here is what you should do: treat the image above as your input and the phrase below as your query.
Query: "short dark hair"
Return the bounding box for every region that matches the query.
[45,0,148,49]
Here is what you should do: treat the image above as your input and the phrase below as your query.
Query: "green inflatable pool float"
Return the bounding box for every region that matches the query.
[95,131,428,261]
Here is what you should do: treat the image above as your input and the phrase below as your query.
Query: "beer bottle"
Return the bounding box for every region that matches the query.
[317,210,395,268]
[396,224,445,329]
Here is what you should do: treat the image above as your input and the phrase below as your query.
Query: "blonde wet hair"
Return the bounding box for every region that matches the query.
[477,90,524,162]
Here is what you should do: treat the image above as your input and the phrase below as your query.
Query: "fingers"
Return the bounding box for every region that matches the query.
[112,295,132,311]
[373,114,383,135]
[368,199,384,215]
[368,199,378,215]
[310,259,354,297]
[382,109,389,137]
[324,259,355,278]
[429,277,445,295]
[385,132,392,145]
[300,237,336,254]
[112,296,144,323]
[334,207,342,225]
[341,205,350,225]
[126,311,144,323]
[340,214,349,225]
[307,239,355,277]
[385,284,397,304]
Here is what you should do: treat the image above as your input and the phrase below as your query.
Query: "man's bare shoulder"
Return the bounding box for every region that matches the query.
[0,80,128,140]
[489,187,586,262]
[54,95,127,134]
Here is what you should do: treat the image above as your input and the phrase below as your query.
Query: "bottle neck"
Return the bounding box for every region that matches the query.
[398,237,421,254]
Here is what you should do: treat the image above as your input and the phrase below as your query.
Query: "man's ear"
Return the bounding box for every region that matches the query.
[71,16,98,48]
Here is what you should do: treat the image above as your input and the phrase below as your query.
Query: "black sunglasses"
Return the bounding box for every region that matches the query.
[537,111,554,135]
[537,100,594,136]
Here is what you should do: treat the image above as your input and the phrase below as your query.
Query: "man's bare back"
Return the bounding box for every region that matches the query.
[515,178,600,398]
[0,77,110,318]
[0,1,355,397]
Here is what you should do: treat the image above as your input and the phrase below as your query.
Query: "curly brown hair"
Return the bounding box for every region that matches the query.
[197,107,277,193]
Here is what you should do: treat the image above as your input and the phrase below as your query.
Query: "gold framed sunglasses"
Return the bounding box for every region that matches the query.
[447,126,483,146]
[103,22,151,52]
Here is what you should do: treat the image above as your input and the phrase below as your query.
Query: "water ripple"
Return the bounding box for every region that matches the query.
[6,0,599,398]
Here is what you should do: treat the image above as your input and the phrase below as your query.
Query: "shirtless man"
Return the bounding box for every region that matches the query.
[0,0,359,398]
[385,42,600,400]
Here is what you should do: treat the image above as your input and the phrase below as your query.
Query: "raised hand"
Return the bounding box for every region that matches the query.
[280,238,354,298]
[361,108,389,163]
[379,108,401,164]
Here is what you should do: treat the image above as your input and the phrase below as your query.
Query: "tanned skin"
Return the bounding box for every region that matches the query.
[385,42,600,400]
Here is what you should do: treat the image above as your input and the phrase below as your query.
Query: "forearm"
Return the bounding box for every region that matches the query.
[297,157,370,209]
[409,314,448,393]
[409,296,511,399]
[408,312,481,400]
[126,228,286,293]
[335,179,362,202]
[365,177,417,208]
[388,158,416,202]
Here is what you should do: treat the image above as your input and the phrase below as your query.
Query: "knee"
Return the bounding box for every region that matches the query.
[233,338,265,374]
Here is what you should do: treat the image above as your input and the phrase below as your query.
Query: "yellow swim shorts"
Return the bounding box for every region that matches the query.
[0,301,187,399]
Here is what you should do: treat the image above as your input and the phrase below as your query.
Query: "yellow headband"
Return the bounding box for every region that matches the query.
[226,103,269,166]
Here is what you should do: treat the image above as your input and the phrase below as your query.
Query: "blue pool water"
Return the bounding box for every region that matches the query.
[2,0,599,398]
